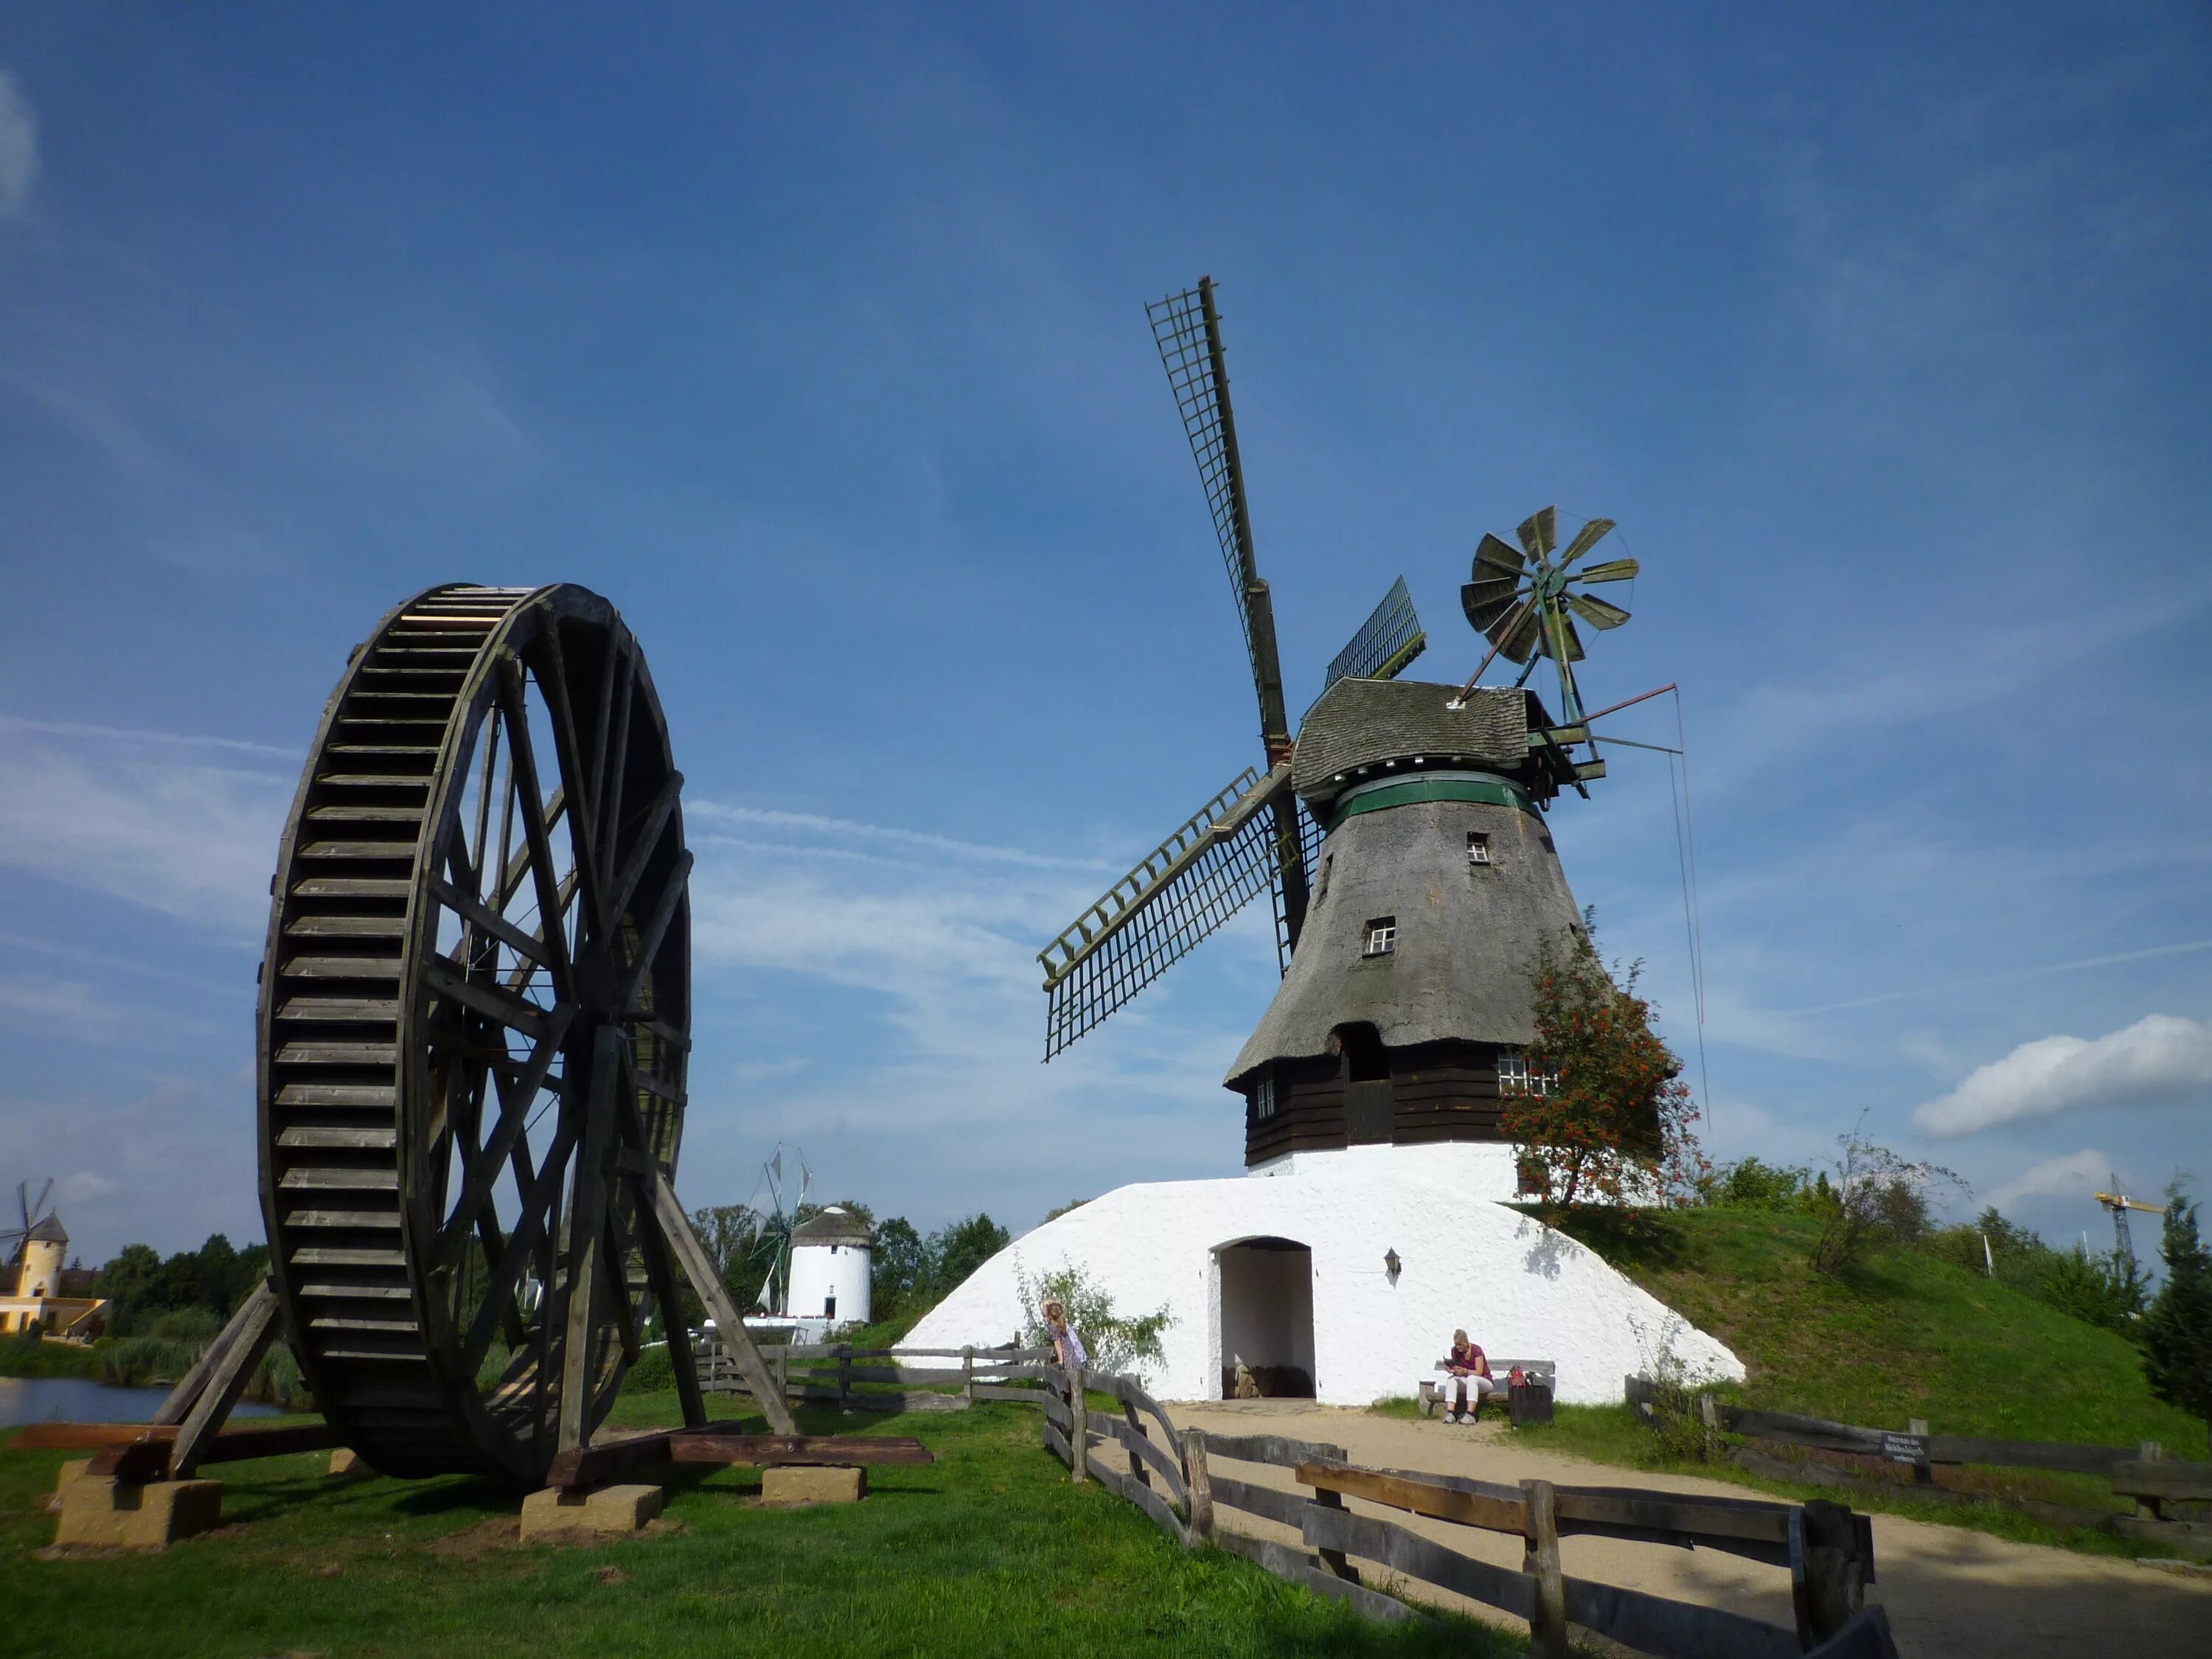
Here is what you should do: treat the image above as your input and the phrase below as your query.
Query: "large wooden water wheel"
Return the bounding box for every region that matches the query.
[257,583,693,1483]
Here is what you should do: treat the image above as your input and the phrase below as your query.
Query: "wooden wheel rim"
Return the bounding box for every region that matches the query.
[257,584,691,1483]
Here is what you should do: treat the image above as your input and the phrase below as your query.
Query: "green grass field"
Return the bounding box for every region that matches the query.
[1477,1206,2205,1554]
[2,1393,1517,1659]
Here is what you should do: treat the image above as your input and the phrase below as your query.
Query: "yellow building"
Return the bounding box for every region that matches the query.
[1,1214,109,1340]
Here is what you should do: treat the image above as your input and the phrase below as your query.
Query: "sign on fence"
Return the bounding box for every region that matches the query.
[1879,1433,1927,1467]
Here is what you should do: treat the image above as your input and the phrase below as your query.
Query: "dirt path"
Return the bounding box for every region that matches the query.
[1158,1401,2212,1657]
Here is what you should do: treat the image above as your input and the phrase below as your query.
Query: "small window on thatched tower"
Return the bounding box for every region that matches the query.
[1467,831,1492,866]
[1363,917,1397,957]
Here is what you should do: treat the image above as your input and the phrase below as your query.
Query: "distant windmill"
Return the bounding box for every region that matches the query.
[2,1179,56,1267]
[2093,1182,2166,1271]
[750,1145,812,1316]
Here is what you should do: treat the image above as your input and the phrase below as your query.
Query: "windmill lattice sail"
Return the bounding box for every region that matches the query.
[1323,575,1427,691]
[1039,766,1292,1060]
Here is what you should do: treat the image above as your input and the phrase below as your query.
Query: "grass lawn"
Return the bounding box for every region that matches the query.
[3,1391,1518,1658]
[1432,1206,2207,1557]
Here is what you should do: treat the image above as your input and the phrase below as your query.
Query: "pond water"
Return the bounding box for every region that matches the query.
[0,1375,281,1428]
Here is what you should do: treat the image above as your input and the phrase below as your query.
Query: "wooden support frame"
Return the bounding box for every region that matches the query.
[91,1281,287,1481]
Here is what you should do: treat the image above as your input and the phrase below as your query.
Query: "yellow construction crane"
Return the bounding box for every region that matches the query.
[2093,1186,2166,1269]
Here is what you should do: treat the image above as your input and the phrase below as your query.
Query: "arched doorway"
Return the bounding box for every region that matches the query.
[1214,1236,1315,1399]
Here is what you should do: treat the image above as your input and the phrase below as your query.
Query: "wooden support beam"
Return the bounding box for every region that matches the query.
[633,1159,797,1435]
[1522,1478,1570,1659]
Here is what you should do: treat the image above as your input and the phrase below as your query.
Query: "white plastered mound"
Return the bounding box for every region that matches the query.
[907,1144,1742,1406]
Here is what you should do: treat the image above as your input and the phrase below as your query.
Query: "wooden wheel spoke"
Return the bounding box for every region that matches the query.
[431,878,554,969]
[616,849,693,1015]
[495,655,579,1006]
[495,784,565,912]
[536,622,609,941]
[461,1110,582,1377]
[596,653,636,893]
[434,1003,576,1267]
[425,957,555,1041]
[604,771,683,927]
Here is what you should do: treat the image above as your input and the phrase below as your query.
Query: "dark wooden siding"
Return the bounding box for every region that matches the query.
[1242,1040,1512,1166]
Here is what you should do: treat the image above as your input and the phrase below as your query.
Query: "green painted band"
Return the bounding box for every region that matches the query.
[1326,774,1543,830]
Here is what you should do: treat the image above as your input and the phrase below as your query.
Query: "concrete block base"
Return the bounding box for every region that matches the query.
[54,1458,97,1502]
[328,1447,375,1478]
[762,1464,866,1504]
[53,1475,223,1549]
[520,1483,664,1542]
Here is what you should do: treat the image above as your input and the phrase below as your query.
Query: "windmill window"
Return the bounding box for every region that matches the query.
[1363,917,1397,957]
[1253,1071,1277,1120]
[1467,831,1492,866]
[1498,1052,1557,1097]
[824,1294,836,1319]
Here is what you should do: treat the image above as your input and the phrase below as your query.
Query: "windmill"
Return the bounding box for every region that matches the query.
[3,1179,56,1267]
[749,1145,811,1316]
[1040,278,1649,1172]
[2093,1183,2166,1272]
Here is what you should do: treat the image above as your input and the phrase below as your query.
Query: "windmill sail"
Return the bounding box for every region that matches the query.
[1323,576,1427,691]
[1040,764,1293,1059]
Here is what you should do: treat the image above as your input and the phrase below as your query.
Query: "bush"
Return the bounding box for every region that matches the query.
[1012,1260,1170,1377]
[622,1343,675,1394]
[1809,1124,1965,1279]
[1697,1157,1817,1212]
[1924,1206,2147,1336]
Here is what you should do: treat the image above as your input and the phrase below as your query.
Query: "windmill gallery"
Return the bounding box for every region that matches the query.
[909,279,1742,1405]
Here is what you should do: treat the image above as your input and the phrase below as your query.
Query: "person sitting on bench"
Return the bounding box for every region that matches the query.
[1443,1329,1499,1423]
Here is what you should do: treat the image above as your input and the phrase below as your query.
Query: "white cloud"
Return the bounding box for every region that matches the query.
[0,718,295,934]
[0,68,36,219]
[1915,1013,2212,1136]
[1989,1149,2115,1211]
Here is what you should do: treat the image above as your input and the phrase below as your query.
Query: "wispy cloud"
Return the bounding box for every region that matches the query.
[1916,1014,2212,1137]
[1990,1149,2118,1211]
[690,800,1115,872]
[0,68,36,220]
[0,717,293,934]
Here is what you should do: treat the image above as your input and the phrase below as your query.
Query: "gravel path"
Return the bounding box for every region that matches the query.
[1158,1400,2212,1657]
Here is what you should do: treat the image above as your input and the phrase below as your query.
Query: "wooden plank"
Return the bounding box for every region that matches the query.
[669,1434,934,1468]
[170,1281,282,1478]
[89,1420,341,1481]
[545,1420,748,1490]
[1297,1458,1525,1534]
[1199,1430,1349,1469]
[1561,1573,1801,1659]
[1209,1531,1426,1625]
[1039,1390,1073,1433]
[1923,1434,2132,1476]
[1043,1417,1074,1469]
[1552,1486,1794,1547]
[1208,1472,1311,1532]
[1090,1409,1189,1506]
[1722,1405,1891,1457]
[970,1384,1048,1403]
[2111,1458,2212,1503]
[1302,1496,1537,1619]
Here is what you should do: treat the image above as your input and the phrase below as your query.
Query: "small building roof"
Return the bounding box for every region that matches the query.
[791,1206,872,1248]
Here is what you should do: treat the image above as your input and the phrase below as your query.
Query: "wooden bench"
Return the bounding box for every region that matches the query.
[1419,1358,1555,1420]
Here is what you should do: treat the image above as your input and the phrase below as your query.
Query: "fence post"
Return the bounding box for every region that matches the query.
[776,1343,788,1402]
[837,1343,852,1410]
[1698,1391,1721,1461]
[962,1345,975,1404]
[1907,1418,1933,1486]
[1792,1499,1864,1647]
[1310,1481,1359,1582]
[2137,1441,2166,1519]
[1066,1363,1086,1484]
[1179,1428,1213,1546]
[1521,1478,1569,1659]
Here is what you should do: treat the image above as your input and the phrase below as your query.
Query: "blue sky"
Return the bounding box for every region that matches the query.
[1,5,2207,1265]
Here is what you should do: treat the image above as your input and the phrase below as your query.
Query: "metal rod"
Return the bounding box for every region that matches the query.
[1582,733,1681,754]
[1579,682,1678,723]
[1450,593,1537,703]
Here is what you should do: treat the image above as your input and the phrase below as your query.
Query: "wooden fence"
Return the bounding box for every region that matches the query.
[1630,1378,2212,1559]
[998,1360,1898,1658]
[694,1340,1053,1414]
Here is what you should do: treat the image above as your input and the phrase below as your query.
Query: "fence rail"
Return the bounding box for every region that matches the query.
[1632,1377,2212,1559]
[1005,1361,1896,1657]
[692,1340,1053,1414]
